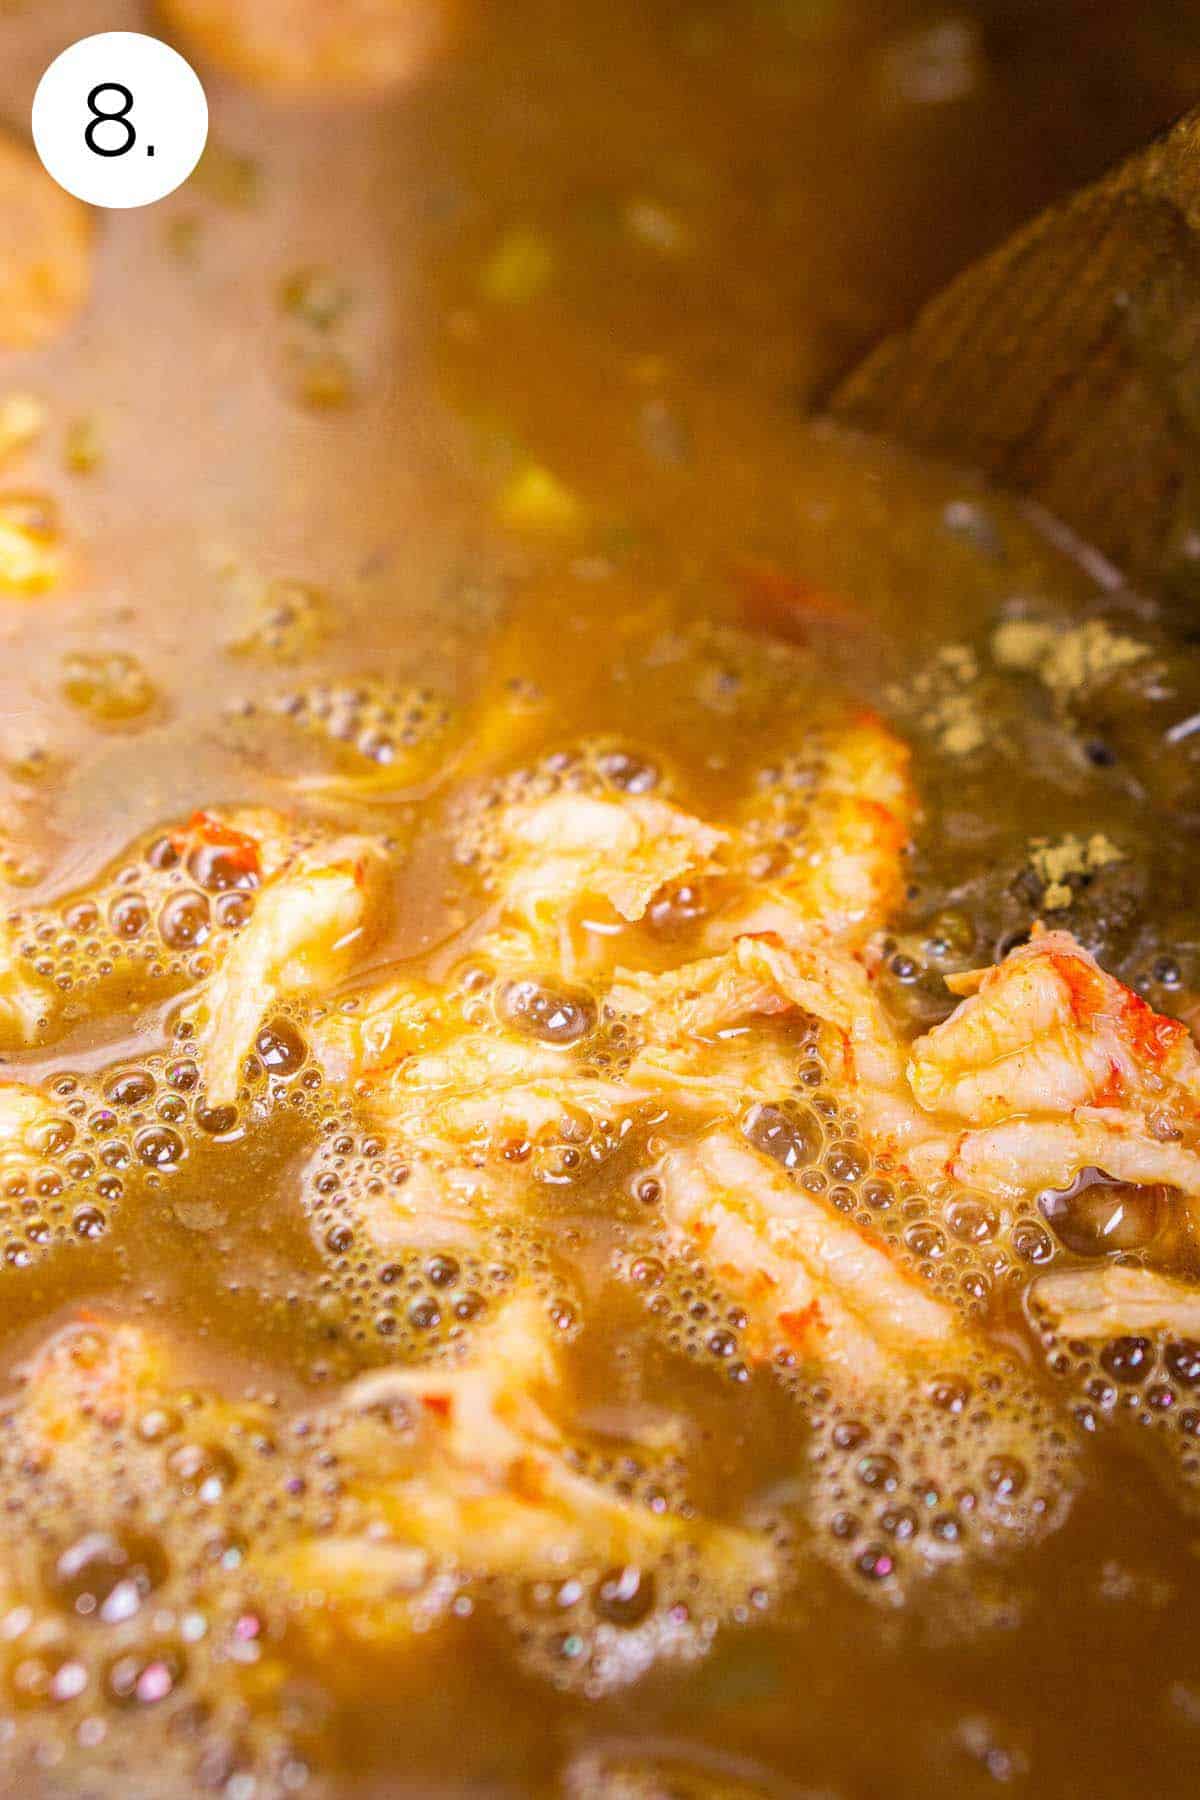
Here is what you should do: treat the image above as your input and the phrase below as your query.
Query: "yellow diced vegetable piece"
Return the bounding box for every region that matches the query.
[496,463,583,535]
[480,228,555,305]
[0,394,45,462]
[0,494,62,594]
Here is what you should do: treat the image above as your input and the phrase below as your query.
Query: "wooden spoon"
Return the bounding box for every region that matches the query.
[832,106,1200,600]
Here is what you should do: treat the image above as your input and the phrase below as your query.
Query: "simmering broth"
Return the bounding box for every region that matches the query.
[1,3,1200,1796]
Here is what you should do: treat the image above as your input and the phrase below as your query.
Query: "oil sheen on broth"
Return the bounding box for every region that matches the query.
[1,3,1200,1799]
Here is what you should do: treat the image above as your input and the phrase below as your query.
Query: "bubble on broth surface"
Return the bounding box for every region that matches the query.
[496,975,596,1046]
[1038,1168,1168,1258]
[60,650,158,725]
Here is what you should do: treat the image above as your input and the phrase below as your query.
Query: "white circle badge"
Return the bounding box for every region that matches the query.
[32,32,208,210]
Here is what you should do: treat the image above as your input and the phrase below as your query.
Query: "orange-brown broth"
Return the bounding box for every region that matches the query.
[1,2,1200,1796]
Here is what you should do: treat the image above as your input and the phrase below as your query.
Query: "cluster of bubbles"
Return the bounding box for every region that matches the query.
[229,576,331,664]
[738,741,828,872]
[7,676,1194,1778]
[298,1109,585,1360]
[607,1052,1095,1597]
[612,1017,1052,1332]
[1032,1275,1200,1501]
[0,802,384,1278]
[801,1358,1076,1595]
[697,1035,1174,1328]
[0,1317,342,1797]
[4,820,269,1049]
[262,678,456,772]
[0,1012,327,1274]
[454,940,639,1085]
[619,1215,1078,1597]
[619,1232,756,1389]
[491,983,655,1195]
[856,1140,1186,1329]
[0,1053,207,1272]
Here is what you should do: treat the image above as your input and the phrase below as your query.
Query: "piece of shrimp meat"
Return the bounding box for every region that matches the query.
[658,1130,961,1383]
[492,791,727,942]
[1032,1263,1200,1341]
[195,834,390,1106]
[720,713,913,951]
[906,927,1200,1203]
[270,1296,776,1666]
[0,1080,66,1180]
[17,1315,172,1459]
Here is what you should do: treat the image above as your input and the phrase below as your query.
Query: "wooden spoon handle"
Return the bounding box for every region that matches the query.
[832,107,1200,597]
